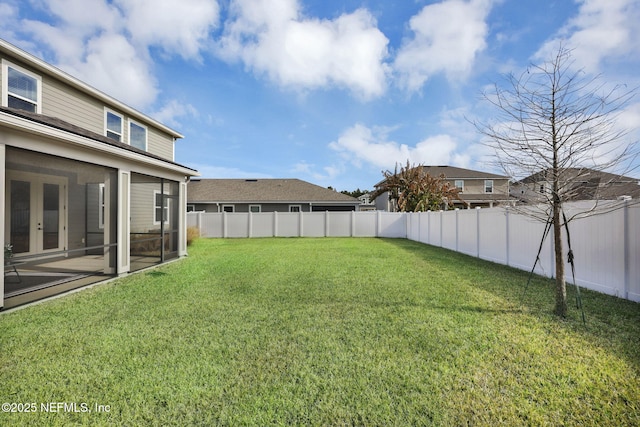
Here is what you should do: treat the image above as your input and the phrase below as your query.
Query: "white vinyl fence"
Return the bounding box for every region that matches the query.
[187,201,640,302]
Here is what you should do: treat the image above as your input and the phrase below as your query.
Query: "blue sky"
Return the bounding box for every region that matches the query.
[2,0,639,191]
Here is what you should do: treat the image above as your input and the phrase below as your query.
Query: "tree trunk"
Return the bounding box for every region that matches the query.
[553,201,567,317]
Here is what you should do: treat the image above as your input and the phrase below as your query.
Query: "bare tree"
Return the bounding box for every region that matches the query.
[371,161,464,212]
[475,45,638,317]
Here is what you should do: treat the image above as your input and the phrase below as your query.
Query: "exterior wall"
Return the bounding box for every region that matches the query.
[451,178,510,196]
[1,50,176,162]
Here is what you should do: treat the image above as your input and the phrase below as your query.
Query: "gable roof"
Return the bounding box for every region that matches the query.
[188,179,359,204]
[517,167,639,184]
[375,165,508,187]
[0,38,183,139]
[420,165,508,179]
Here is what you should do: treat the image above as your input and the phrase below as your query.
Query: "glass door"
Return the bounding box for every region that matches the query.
[6,172,67,256]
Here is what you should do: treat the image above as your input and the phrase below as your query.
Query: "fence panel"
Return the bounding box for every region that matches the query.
[354,212,378,237]
[378,212,406,238]
[478,208,507,264]
[301,212,326,237]
[457,209,478,257]
[328,212,352,237]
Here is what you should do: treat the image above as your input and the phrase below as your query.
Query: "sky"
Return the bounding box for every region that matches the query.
[1,0,639,192]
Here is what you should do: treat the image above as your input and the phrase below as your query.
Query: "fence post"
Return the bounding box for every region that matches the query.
[505,207,510,267]
[624,200,630,299]
[299,210,304,237]
[376,211,381,237]
[273,211,278,237]
[248,211,253,238]
[476,207,481,258]
[325,211,329,237]
[351,210,355,237]
[455,209,460,252]
[223,211,228,238]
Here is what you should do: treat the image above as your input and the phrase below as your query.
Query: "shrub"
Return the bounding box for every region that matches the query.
[186,227,200,246]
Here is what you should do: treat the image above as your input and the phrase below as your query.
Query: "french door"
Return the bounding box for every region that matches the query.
[5,171,67,256]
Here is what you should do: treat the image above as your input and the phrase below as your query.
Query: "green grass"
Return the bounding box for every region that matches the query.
[1,238,639,426]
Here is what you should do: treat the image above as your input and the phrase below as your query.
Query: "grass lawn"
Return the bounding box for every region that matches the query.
[1,237,639,426]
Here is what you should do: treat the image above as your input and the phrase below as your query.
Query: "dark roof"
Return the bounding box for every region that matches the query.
[518,167,639,184]
[374,165,508,187]
[0,106,197,173]
[420,165,508,179]
[188,179,360,204]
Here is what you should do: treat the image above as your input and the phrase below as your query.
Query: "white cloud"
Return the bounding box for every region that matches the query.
[394,0,494,92]
[116,0,220,59]
[536,0,640,73]
[329,123,461,170]
[15,0,219,111]
[216,0,390,99]
[150,99,199,128]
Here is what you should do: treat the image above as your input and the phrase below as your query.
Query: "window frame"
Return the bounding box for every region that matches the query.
[104,109,124,142]
[98,183,105,229]
[249,205,261,213]
[454,180,464,193]
[128,119,148,151]
[222,205,234,213]
[2,59,42,113]
[484,180,494,194]
[289,205,302,213]
[153,190,170,225]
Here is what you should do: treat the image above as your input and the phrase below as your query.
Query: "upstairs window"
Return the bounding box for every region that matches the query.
[454,180,464,192]
[484,180,494,193]
[2,60,41,113]
[105,110,123,142]
[129,120,147,151]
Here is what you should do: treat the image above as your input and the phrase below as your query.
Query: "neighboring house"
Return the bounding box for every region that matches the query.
[512,168,640,203]
[1,39,197,309]
[357,193,376,211]
[374,165,514,211]
[187,178,360,213]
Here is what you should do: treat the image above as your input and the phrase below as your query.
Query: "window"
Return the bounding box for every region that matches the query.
[289,205,301,212]
[249,205,261,213]
[222,205,234,213]
[129,120,147,151]
[484,180,494,193]
[2,60,41,113]
[98,184,105,229]
[105,110,123,142]
[187,204,196,212]
[154,191,170,224]
[454,180,464,192]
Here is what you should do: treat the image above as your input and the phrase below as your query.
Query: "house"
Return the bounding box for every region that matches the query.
[187,178,360,212]
[511,168,640,203]
[374,165,514,211]
[357,193,376,211]
[1,39,198,309]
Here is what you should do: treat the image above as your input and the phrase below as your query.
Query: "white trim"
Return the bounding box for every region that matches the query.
[484,180,494,193]
[289,205,302,212]
[104,108,123,142]
[128,118,148,151]
[1,59,42,114]
[153,190,170,225]
[98,183,105,229]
